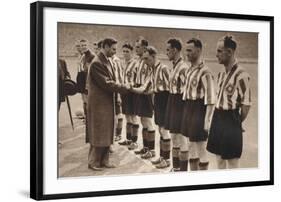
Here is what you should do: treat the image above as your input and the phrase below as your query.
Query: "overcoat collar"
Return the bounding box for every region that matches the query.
[98,52,115,79]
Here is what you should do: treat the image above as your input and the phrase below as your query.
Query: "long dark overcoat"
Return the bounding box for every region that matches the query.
[87,52,127,147]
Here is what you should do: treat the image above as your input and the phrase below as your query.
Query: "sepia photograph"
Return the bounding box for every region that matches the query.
[30,2,273,199]
[58,23,258,177]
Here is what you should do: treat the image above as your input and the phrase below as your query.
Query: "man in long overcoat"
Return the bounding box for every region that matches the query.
[87,38,129,171]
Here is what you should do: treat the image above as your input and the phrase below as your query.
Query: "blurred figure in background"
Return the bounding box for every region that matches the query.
[58,58,71,110]
[92,41,100,55]
[77,39,95,143]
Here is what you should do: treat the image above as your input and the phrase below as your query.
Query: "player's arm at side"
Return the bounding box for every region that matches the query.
[238,72,252,122]
[204,104,215,133]
[241,105,250,122]
[202,71,217,133]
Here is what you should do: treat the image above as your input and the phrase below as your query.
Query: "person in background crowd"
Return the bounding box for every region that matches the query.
[181,38,216,171]
[92,42,100,55]
[164,38,190,172]
[131,46,172,168]
[58,58,71,110]
[75,41,83,57]
[78,39,95,143]
[207,35,251,169]
[58,58,71,147]
[97,40,103,51]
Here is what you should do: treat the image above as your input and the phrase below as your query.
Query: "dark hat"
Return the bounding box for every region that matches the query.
[64,79,77,96]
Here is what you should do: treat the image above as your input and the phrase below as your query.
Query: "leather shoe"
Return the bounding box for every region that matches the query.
[134,147,148,155]
[118,139,132,146]
[155,159,170,169]
[88,165,103,171]
[109,145,114,153]
[151,157,162,164]
[102,163,116,168]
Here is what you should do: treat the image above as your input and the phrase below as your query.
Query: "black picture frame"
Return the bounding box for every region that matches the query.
[30,1,274,200]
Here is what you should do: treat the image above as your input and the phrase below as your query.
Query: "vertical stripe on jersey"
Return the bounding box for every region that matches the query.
[136,59,150,85]
[202,73,216,105]
[170,59,188,94]
[189,68,202,99]
[123,59,137,84]
[182,64,216,105]
[217,64,238,109]
[238,75,251,106]
[216,64,251,110]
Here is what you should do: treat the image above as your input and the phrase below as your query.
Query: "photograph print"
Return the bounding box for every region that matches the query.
[58,23,258,177]
[31,2,273,199]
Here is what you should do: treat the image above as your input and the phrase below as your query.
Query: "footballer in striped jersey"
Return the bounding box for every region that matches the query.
[207,35,251,169]
[181,38,216,171]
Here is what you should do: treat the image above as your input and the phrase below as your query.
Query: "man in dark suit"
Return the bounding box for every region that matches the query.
[87,38,130,171]
[58,58,71,110]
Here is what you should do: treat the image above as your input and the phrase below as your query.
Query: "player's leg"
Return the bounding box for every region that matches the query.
[128,115,139,150]
[155,127,171,169]
[178,134,189,171]
[171,133,180,171]
[196,141,209,170]
[141,117,156,159]
[119,115,133,145]
[227,158,240,169]
[189,142,199,171]
[216,155,227,169]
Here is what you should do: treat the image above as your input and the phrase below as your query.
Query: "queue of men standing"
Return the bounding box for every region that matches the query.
[72,35,251,172]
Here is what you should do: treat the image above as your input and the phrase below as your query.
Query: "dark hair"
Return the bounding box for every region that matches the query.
[220,35,237,50]
[102,38,117,48]
[145,46,157,56]
[122,42,133,51]
[79,39,88,43]
[167,38,182,51]
[97,40,103,48]
[136,36,148,47]
[187,38,202,49]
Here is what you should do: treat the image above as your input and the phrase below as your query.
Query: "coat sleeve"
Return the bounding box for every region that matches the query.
[60,59,71,79]
[90,61,128,94]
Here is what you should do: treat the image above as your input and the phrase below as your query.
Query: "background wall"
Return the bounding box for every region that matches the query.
[58,22,258,60]
[0,0,279,202]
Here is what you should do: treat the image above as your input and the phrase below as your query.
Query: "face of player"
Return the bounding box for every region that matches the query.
[76,44,82,55]
[135,41,145,57]
[166,43,176,61]
[93,44,99,55]
[105,44,117,57]
[80,41,89,53]
[142,51,154,67]
[186,43,201,63]
[122,47,132,61]
[216,41,230,65]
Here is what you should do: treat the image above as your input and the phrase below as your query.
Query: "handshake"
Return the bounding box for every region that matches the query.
[120,83,146,94]
[122,83,132,90]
